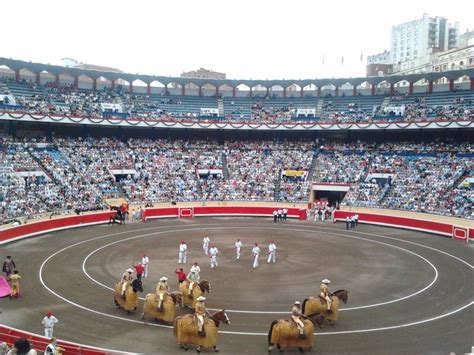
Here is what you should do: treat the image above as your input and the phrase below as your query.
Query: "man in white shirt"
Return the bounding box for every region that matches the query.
[252,243,261,269]
[277,209,283,221]
[178,241,187,264]
[208,244,219,268]
[41,311,59,338]
[267,241,277,263]
[234,238,243,260]
[187,262,201,298]
[202,235,210,256]
[141,253,150,278]
[283,208,288,220]
[273,209,278,222]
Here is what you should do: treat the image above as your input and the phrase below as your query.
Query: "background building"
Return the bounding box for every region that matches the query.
[366,50,392,76]
[181,68,226,80]
[390,13,459,74]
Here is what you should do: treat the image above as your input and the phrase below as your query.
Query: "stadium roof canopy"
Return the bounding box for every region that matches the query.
[0,57,473,88]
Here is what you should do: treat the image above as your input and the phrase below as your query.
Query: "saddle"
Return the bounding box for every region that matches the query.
[318,295,327,304]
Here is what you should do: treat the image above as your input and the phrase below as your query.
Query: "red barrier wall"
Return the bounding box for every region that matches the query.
[143,206,306,221]
[0,325,123,355]
[0,211,115,244]
[334,210,474,240]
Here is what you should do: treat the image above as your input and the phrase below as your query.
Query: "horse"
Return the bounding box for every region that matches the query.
[142,291,183,324]
[302,290,348,324]
[179,280,211,308]
[173,309,230,353]
[114,278,143,313]
[109,207,125,225]
[268,313,324,352]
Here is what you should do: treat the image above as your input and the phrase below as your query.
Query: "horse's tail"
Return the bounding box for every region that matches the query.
[173,316,180,338]
[302,298,308,314]
[268,320,278,346]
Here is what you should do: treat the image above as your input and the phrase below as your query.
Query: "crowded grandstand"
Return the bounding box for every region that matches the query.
[0,58,473,225]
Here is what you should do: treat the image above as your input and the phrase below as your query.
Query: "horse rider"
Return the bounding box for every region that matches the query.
[194,296,209,337]
[187,262,201,298]
[234,238,243,260]
[202,235,210,256]
[267,241,277,263]
[252,243,261,269]
[156,276,170,311]
[209,244,219,268]
[178,240,188,264]
[291,301,306,339]
[120,268,134,298]
[320,278,333,312]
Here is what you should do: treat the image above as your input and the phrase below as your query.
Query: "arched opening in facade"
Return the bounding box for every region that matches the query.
[201,83,217,97]
[131,79,147,94]
[321,83,336,97]
[375,80,390,95]
[339,82,354,97]
[58,73,75,87]
[167,82,183,96]
[115,79,130,93]
[0,65,15,80]
[269,84,284,98]
[218,83,234,97]
[18,68,36,83]
[39,71,57,86]
[433,76,449,92]
[96,76,112,91]
[76,74,94,90]
[149,80,166,95]
[454,75,470,90]
[235,84,250,97]
[302,84,316,97]
[412,78,428,94]
[251,84,267,98]
[286,83,302,98]
[393,80,410,94]
[355,81,372,96]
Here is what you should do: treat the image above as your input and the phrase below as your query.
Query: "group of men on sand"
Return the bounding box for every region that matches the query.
[117,238,333,338]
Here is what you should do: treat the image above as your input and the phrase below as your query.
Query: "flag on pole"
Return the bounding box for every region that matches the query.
[360,52,364,63]
[322,54,325,65]
[341,56,344,66]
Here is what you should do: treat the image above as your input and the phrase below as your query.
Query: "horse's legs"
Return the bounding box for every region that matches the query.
[180,343,188,351]
[213,345,220,352]
[298,347,304,353]
[141,312,145,319]
[196,345,201,353]
[268,344,274,352]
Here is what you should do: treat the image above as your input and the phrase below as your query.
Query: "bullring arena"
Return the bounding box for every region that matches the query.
[1,203,473,354]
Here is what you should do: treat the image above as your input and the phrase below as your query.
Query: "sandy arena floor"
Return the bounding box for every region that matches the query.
[1,218,473,354]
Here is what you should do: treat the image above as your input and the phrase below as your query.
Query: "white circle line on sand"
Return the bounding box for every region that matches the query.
[38,222,473,336]
[79,226,439,313]
[315,225,474,269]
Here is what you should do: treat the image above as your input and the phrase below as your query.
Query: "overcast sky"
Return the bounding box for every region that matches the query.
[1,0,472,80]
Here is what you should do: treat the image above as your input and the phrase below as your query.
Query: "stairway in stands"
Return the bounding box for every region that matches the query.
[221,152,230,179]
[306,150,319,181]
[274,170,282,201]
[316,99,324,116]
[381,96,391,109]
[217,98,225,117]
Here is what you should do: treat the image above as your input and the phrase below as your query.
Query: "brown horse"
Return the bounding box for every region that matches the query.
[173,309,230,353]
[302,290,348,323]
[113,279,143,313]
[179,280,211,308]
[142,291,183,324]
[268,313,324,352]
